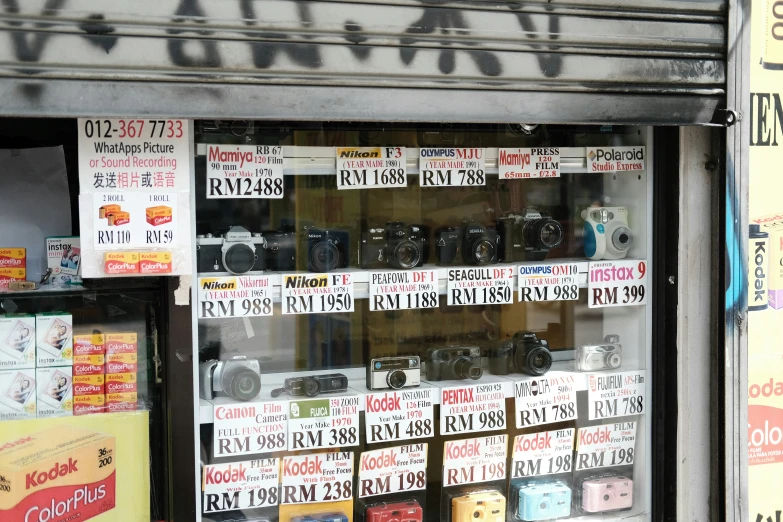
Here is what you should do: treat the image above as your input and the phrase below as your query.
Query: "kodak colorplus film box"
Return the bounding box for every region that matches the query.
[103,252,139,275]
[105,353,137,374]
[73,374,105,396]
[74,334,105,356]
[104,333,137,355]
[73,355,105,376]
[0,368,36,420]
[73,393,105,416]
[0,426,116,521]
[139,252,172,274]
[0,314,36,369]
[105,372,137,394]
[754,214,783,309]
[0,247,26,290]
[105,391,137,412]
[36,366,73,418]
[145,205,172,226]
[36,313,73,367]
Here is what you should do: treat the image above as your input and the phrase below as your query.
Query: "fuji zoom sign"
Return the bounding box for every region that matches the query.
[587,147,645,173]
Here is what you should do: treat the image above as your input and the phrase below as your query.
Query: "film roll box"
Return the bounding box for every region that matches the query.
[45,236,82,286]
[73,335,106,409]
[0,247,26,290]
[104,252,140,275]
[36,313,73,367]
[105,333,138,412]
[0,368,36,420]
[36,366,73,418]
[0,314,36,369]
[754,214,783,309]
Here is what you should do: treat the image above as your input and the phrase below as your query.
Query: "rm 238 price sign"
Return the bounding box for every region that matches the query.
[197,276,273,319]
[281,453,354,504]
[588,260,648,308]
[203,459,280,513]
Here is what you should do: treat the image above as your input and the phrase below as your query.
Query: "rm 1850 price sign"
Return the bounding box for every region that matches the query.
[587,370,646,420]
[588,260,648,308]
[447,267,514,306]
[203,459,280,513]
[207,145,284,199]
[197,276,273,319]
[281,453,354,504]
[337,147,406,189]
[419,148,486,187]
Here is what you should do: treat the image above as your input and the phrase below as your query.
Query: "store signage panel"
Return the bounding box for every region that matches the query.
[439,382,509,435]
[206,145,284,199]
[447,267,514,306]
[336,147,407,189]
[364,388,435,443]
[197,275,274,319]
[587,370,646,420]
[442,434,508,487]
[511,428,575,478]
[586,146,645,173]
[517,262,584,302]
[369,269,438,311]
[203,458,280,513]
[499,148,560,179]
[419,148,486,187]
[358,444,427,498]
[212,400,288,457]
[281,273,355,315]
[587,260,648,308]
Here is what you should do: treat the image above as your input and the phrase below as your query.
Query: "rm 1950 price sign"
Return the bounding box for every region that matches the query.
[587,370,646,420]
[197,276,273,319]
[447,267,514,306]
[419,148,486,187]
[358,444,427,497]
[440,382,509,435]
[511,429,575,478]
[281,453,354,504]
[212,400,288,457]
[514,374,578,428]
[281,273,354,315]
[443,435,508,486]
[337,147,406,189]
[369,270,438,311]
[575,422,637,471]
[588,260,648,308]
[203,459,280,513]
[365,388,434,443]
[207,145,284,199]
[288,395,360,450]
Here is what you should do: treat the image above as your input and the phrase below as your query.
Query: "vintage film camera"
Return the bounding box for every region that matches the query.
[199,356,262,401]
[366,500,423,522]
[582,207,633,260]
[360,222,428,270]
[290,514,349,522]
[264,228,297,271]
[196,226,267,275]
[436,220,500,266]
[426,346,482,381]
[516,479,572,521]
[451,490,506,522]
[299,227,350,272]
[576,335,622,371]
[366,356,421,390]
[271,373,348,397]
[496,210,564,262]
[580,474,633,513]
[489,332,553,377]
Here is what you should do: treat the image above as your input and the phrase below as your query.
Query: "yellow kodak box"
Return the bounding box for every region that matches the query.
[139,252,172,274]
[105,391,137,412]
[105,333,138,354]
[73,374,105,395]
[105,353,137,374]
[73,355,105,375]
[105,372,137,394]
[73,334,105,356]
[73,393,106,415]
[145,206,172,226]
[103,252,139,275]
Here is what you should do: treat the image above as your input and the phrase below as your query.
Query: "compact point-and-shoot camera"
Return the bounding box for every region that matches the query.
[576,335,622,371]
[199,356,263,401]
[451,491,506,522]
[516,479,572,521]
[271,373,349,398]
[582,207,633,260]
[581,474,633,513]
[497,209,563,262]
[366,500,423,522]
[426,346,482,381]
[366,356,421,390]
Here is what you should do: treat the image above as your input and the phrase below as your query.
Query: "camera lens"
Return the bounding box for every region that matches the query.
[603,491,615,503]
[606,352,622,369]
[222,365,261,401]
[389,240,421,270]
[451,356,482,380]
[539,501,549,511]
[521,346,553,376]
[309,241,340,272]
[611,226,633,252]
[467,238,496,265]
[523,219,564,249]
[387,369,407,389]
[304,377,321,397]
[223,244,256,274]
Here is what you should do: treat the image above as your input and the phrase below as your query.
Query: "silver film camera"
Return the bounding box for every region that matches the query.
[199,356,263,401]
[366,356,421,390]
[575,335,622,371]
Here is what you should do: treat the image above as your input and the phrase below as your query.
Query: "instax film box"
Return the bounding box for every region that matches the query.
[36,312,73,367]
[45,236,82,286]
[0,368,36,420]
[0,314,35,369]
[36,366,73,418]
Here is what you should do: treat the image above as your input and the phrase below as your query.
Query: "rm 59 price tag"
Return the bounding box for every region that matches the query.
[288,395,360,450]
[447,267,514,306]
[282,273,354,315]
[440,382,509,435]
[203,459,280,513]
[518,263,585,302]
[337,147,406,189]
[358,444,427,498]
[369,270,438,311]
[212,400,288,457]
[587,370,646,420]
[206,145,284,199]
[443,435,508,486]
[197,276,273,319]
[514,374,578,428]
[588,260,648,308]
[575,422,637,471]
[511,429,574,478]
[365,388,434,443]
[419,148,486,187]
[281,452,354,504]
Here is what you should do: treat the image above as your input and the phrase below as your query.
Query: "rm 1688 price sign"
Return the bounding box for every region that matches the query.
[337,147,407,189]
[588,260,648,308]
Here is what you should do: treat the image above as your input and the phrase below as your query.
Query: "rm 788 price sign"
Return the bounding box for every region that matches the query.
[588,260,648,308]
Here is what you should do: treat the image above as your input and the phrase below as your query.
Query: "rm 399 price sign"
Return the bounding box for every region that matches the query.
[588,260,648,308]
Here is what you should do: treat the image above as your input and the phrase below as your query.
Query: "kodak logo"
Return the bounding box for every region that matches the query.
[26,458,79,490]
[365,393,401,413]
[204,463,247,484]
[284,456,323,476]
[361,449,398,471]
[579,426,611,446]
[446,439,481,459]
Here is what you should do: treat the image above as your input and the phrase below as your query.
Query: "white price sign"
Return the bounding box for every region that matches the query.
[575,422,637,471]
[443,435,508,487]
[203,459,280,513]
[288,395,360,450]
[514,374,578,428]
[281,452,354,504]
[206,145,284,199]
[212,401,288,457]
[440,382,509,435]
[358,444,428,498]
[587,370,646,420]
[512,429,575,478]
[447,267,514,306]
[337,147,407,189]
[588,260,648,308]
[92,192,177,249]
[281,273,354,315]
[419,148,486,187]
[587,146,645,173]
[498,148,560,179]
[369,270,438,311]
[197,276,273,319]
[518,263,585,302]
[365,388,434,443]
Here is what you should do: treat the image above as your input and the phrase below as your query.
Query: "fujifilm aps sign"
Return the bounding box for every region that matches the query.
[587,146,645,173]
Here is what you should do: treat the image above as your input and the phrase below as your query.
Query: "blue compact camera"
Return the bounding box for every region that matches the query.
[516,479,572,521]
[290,514,348,522]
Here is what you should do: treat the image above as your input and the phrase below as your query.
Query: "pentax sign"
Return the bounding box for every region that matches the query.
[498,148,560,179]
[206,145,284,199]
[281,452,354,504]
[512,429,575,478]
[514,374,578,428]
[440,382,510,435]
[575,422,637,471]
[587,370,646,421]
[442,435,508,487]
[364,388,434,443]
[358,444,428,498]
[337,147,407,189]
[447,267,514,306]
[287,395,360,450]
[281,273,354,314]
[212,400,288,457]
[369,269,438,311]
[202,458,280,513]
[197,275,273,319]
[518,263,586,302]
[419,148,486,187]
[586,146,645,173]
[588,260,648,308]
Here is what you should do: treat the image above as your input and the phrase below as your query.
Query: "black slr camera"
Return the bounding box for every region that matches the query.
[271,373,349,397]
[196,226,266,274]
[299,227,350,272]
[436,220,499,266]
[489,331,553,376]
[496,209,563,262]
[360,222,428,270]
[264,228,297,271]
[426,346,483,381]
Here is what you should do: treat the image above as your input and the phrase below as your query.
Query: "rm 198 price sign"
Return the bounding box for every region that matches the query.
[337,147,407,189]
[419,148,486,187]
[281,273,354,315]
[358,444,427,497]
[575,422,637,471]
[511,429,574,478]
[207,145,284,199]
[197,276,273,319]
[203,459,280,513]
[281,453,354,504]
[587,370,646,420]
[447,267,514,306]
[588,260,648,308]
[443,435,508,486]
[514,374,578,428]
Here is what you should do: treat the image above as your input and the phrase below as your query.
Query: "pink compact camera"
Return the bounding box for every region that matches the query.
[581,475,633,513]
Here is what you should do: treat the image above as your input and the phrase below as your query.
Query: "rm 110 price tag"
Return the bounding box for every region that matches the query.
[337,147,407,189]
[447,267,514,306]
[588,260,648,308]
[498,148,560,179]
[288,395,360,450]
[440,382,509,435]
[281,452,354,504]
[443,435,508,486]
[203,459,280,513]
[93,192,178,249]
[587,370,646,420]
[365,388,434,443]
[212,401,288,457]
[518,263,585,302]
[369,269,438,311]
[514,374,578,428]
[197,276,273,319]
[511,429,575,478]
[419,148,486,187]
[575,422,637,471]
[206,145,284,199]
[358,444,427,498]
[281,273,354,314]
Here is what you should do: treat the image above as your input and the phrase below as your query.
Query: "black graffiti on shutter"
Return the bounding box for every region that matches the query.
[167,0,222,68]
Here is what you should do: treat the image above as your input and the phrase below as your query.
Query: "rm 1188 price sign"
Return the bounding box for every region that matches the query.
[588,260,648,308]
[419,148,486,187]
[337,147,406,189]
[207,145,284,199]
[369,270,438,311]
